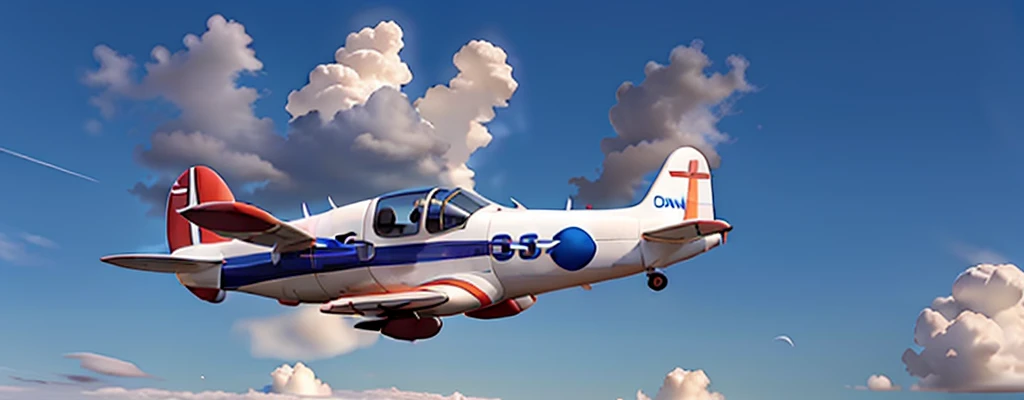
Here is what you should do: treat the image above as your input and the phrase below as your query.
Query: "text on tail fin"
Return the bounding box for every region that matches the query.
[636,146,715,221]
[166,166,235,252]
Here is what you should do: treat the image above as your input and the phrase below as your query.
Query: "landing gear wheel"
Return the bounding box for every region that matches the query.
[647,272,668,292]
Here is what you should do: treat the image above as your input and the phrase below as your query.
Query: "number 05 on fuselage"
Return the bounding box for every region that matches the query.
[100,146,732,342]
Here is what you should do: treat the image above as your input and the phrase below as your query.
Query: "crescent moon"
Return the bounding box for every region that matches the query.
[773,335,795,347]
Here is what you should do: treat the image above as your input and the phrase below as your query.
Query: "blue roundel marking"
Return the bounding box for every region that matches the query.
[549,227,597,272]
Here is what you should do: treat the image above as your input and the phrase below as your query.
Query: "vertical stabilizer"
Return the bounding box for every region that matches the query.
[165,166,235,253]
[632,147,715,222]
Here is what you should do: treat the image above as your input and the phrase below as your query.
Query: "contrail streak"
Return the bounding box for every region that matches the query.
[0,146,100,183]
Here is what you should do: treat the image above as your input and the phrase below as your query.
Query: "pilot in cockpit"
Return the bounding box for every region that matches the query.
[408,196,443,224]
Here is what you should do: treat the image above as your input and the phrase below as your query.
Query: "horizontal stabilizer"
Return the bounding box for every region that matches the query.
[642,219,732,244]
[178,201,315,253]
[320,291,449,317]
[100,253,223,274]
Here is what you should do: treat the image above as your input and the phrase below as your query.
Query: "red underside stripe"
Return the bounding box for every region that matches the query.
[421,279,492,307]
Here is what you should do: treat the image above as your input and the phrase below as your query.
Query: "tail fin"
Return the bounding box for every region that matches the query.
[632,146,715,221]
[166,166,235,252]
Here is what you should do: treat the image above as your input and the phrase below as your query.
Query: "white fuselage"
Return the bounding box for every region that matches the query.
[175,189,720,317]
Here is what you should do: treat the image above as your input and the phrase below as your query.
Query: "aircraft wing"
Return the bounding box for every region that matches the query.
[642,219,732,244]
[100,253,223,273]
[319,291,450,317]
[177,201,316,253]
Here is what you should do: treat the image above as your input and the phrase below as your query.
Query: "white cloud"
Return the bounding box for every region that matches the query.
[0,232,56,265]
[21,234,56,249]
[270,363,331,397]
[848,374,901,391]
[331,388,498,400]
[85,387,294,399]
[902,263,1024,392]
[0,363,497,400]
[284,21,412,123]
[569,40,753,207]
[0,386,499,400]
[867,374,900,391]
[83,15,518,214]
[949,241,1008,265]
[83,44,136,119]
[626,367,725,400]
[413,39,518,188]
[234,306,379,361]
[63,353,153,378]
[0,233,28,264]
[77,387,498,400]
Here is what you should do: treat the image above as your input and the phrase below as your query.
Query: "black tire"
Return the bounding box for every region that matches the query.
[647,272,668,291]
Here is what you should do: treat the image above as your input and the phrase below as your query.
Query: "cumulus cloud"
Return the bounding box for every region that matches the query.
[0,362,496,400]
[284,21,412,123]
[412,40,518,187]
[270,363,331,397]
[621,367,725,400]
[848,374,900,391]
[234,306,379,361]
[902,263,1024,392]
[83,15,517,214]
[866,374,900,391]
[63,353,153,379]
[570,40,752,207]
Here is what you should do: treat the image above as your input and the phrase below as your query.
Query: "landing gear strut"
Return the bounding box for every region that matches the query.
[647,271,668,292]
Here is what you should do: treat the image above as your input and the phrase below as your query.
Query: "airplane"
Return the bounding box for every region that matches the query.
[100,146,732,342]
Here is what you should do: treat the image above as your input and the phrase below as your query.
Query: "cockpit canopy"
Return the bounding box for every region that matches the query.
[373,187,492,238]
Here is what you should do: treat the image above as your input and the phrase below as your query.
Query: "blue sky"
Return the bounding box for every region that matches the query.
[1,0,1023,399]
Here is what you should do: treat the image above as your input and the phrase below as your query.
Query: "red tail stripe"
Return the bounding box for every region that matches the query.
[166,166,234,252]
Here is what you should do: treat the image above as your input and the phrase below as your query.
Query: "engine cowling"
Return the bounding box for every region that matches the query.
[465,295,536,320]
[380,316,443,342]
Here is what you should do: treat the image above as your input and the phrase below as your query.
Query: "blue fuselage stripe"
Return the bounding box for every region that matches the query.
[220,241,492,290]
